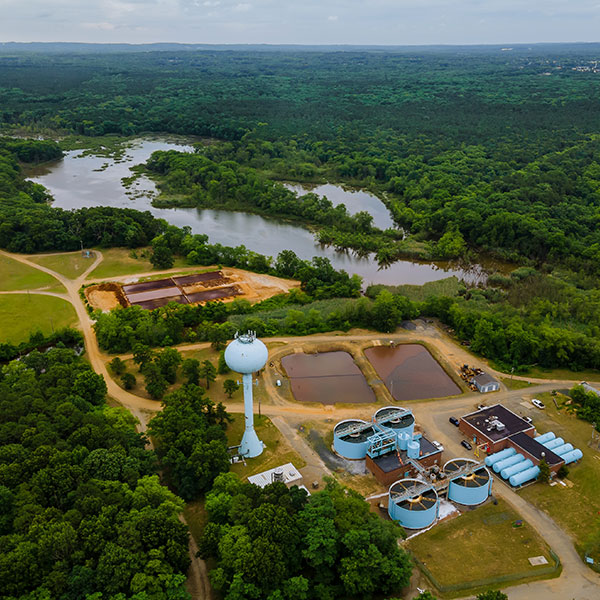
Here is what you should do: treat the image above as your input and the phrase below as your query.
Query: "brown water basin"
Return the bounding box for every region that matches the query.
[365,344,460,401]
[281,351,376,404]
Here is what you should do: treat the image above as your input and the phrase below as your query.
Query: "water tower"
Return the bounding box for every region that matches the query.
[224,331,268,458]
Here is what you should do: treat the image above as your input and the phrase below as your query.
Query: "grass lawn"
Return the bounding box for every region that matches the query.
[522,366,600,383]
[87,248,155,280]
[408,498,557,594]
[0,253,59,291]
[518,392,600,563]
[227,413,306,478]
[0,294,78,343]
[29,251,94,280]
[500,377,534,391]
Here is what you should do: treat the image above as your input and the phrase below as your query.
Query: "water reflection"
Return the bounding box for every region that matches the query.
[27,137,488,286]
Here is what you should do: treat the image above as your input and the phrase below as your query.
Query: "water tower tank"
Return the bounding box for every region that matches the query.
[224,333,268,374]
[388,479,439,529]
[333,419,375,460]
[224,332,269,458]
[444,458,491,505]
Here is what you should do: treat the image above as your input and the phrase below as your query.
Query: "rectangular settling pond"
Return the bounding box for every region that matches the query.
[282,351,376,404]
[365,344,460,401]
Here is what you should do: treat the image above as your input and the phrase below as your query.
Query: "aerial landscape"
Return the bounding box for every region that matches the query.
[2,2,600,600]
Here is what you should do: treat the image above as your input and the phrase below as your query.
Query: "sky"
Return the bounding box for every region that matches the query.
[1,0,599,46]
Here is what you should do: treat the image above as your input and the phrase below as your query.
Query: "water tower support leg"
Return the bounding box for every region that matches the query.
[240,373,264,458]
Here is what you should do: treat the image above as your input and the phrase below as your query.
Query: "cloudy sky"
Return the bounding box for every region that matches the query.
[1,0,599,45]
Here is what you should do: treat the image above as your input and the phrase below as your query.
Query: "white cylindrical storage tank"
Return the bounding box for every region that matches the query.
[407,440,420,459]
[501,458,533,480]
[553,443,574,456]
[510,466,540,487]
[485,447,516,467]
[374,406,415,442]
[534,432,555,444]
[388,479,439,529]
[493,453,524,473]
[562,449,583,464]
[543,437,564,450]
[333,419,375,460]
[445,459,492,506]
[398,431,410,451]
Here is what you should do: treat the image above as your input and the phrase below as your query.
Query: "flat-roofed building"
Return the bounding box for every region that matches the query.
[460,404,534,454]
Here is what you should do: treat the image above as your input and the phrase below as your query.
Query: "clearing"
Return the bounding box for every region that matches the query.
[408,497,558,595]
[0,294,78,343]
[0,253,60,291]
[28,251,92,280]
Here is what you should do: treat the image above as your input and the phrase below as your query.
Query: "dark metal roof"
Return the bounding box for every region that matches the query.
[461,404,533,442]
[473,372,499,386]
[371,437,441,473]
[509,432,563,466]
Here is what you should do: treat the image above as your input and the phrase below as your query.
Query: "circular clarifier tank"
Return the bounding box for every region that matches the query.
[333,419,375,460]
[374,405,415,440]
[445,458,491,506]
[388,478,439,529]
[224,332,268,374]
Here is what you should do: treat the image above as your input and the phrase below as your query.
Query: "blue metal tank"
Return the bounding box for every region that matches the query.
[534,432,555,444]
[484,447,516,467]
[445,459,492,505]
[398,431,410,450]
[407,439,420,459]
[374,406,415,443]
[552,443,574,456]
[561,449,583,464]
[500,458,533,480]
[333,419,375,460]
[388,479,439,529]
[493,453,524,473]
[543,437,564,450]
[510,465,540,487]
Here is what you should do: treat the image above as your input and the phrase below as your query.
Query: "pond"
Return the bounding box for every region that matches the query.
[281,351,376,405]
[283,182,395,230]
[365,344,461,401]
[26,137,487,286]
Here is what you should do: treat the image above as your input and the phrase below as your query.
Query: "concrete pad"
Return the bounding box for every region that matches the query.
[528,556,549,566]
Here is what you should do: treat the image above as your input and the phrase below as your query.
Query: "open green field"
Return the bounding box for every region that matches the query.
[226,413,306,478]
[29,251,93,280]
[0,294,78,343]
[87,247,189,280]
[500,377,534,391]
[0,253,60,291]
[408,498,557,595]
[519,392,600,564]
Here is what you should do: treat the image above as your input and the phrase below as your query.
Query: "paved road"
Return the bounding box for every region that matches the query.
[3,249,600,599]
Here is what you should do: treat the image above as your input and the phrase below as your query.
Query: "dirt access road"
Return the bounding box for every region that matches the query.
[2,248,600,599]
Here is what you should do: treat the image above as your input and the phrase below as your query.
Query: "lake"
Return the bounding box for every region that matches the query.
[26,137,487,286]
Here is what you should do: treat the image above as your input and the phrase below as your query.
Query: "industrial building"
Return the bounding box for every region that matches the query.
[333,406,442,485]
[473,372,500,393]
[459,404,535,454]
[461,404,583,486]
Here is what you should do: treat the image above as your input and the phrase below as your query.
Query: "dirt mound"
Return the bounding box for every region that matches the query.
[85,283,128,311]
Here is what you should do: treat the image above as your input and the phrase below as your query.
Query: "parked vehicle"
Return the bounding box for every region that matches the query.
[449,416,460,426]
[432,441,444,452]
[461,440,473,451]
[523,415,533,423]
[531,398,545,409]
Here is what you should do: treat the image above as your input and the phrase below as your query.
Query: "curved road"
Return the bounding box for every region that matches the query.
[2,249,600,599]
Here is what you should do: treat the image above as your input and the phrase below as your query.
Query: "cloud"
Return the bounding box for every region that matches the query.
[327,15,338,21]
[233,2,251,12]
[82,21,117,30]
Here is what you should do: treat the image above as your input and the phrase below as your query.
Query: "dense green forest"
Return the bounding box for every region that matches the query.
[198,473,412,600]
[0,349,191,600]
[3,46,600,267]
